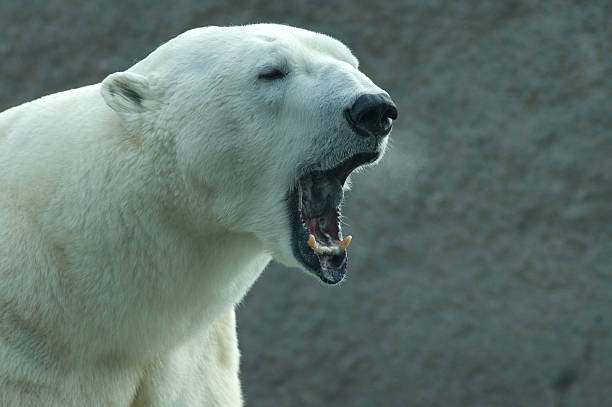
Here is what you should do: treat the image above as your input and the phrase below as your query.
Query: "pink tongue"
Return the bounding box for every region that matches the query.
[306,218,318,234]
[306,217,333,243]
[306,212,341,243]
[320,255,334,267]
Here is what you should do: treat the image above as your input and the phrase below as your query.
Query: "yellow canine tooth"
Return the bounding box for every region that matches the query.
[308,234,317,250]
[342,235,352,250]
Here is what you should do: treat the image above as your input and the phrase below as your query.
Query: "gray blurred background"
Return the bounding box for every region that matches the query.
[1,1,611,406]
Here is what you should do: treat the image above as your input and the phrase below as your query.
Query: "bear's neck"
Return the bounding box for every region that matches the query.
[43,135,271,362]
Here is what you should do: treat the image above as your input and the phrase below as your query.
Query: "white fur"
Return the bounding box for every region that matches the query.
[0,24,387,406]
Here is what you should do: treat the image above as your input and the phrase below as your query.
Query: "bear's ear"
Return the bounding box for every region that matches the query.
[101,72,157,114]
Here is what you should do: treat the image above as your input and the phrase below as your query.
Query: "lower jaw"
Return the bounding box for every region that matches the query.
[317,255,347,284]
[291,230,348,284]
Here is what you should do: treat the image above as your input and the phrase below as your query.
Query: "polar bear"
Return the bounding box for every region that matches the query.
[0,24,396,406]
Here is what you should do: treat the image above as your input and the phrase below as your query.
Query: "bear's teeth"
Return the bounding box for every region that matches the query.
[342,235,352,249]
[308,234,317,250]
[307,234,352,255]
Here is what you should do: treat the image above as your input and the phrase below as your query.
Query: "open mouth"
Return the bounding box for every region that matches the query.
[288,152,380,284]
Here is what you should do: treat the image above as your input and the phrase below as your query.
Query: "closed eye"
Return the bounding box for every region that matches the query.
[258,68,287,81]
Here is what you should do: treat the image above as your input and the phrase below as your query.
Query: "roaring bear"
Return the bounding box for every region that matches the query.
[0,24,396,406]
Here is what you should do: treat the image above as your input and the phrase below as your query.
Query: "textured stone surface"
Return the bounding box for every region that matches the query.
[1,1,611,406]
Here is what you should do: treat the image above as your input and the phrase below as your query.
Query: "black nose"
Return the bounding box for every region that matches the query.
[345,93,398,137]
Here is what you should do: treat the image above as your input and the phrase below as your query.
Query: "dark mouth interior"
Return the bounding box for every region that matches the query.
[290,152,379,284]
[298,171,345,269]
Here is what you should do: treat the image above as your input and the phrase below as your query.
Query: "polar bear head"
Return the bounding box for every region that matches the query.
[101,24,397,284]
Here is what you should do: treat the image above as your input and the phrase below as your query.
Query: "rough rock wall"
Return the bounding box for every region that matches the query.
[1,1,610,406]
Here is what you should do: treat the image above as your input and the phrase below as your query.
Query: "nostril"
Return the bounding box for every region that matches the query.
[358,109,380,128]
[384,104,398,121]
